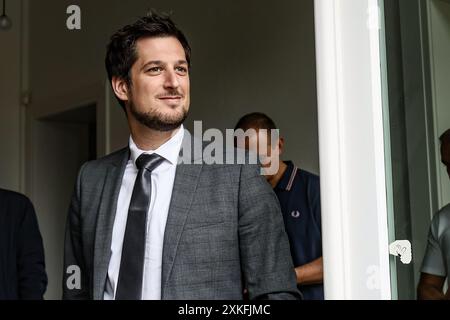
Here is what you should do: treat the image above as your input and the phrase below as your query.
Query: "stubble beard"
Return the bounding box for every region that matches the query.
[129,101,188,132]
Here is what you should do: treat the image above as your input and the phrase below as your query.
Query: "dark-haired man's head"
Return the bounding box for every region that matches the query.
[440,129,450,179]
[234,112,284,181]
[105,11,191,132]
[234,112,277,133]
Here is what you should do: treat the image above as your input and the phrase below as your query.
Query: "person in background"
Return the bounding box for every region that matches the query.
[418,128,450,300]
[0,188,47,299]
[235,112,324,300]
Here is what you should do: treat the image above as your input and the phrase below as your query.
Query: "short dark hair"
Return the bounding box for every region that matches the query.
[234,112,278,131]
[440,129,450,145]
[105,11,191,108]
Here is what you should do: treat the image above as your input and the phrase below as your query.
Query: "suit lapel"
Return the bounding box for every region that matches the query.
[93,148,129,300]
[161,132,203,297]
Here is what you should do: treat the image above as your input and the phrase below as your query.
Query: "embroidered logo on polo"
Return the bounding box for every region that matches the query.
[291,210,301,218]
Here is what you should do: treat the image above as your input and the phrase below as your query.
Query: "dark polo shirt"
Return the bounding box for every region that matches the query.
[274,161,323,300]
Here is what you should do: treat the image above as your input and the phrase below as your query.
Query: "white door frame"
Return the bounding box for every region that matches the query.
[314,0,391,299]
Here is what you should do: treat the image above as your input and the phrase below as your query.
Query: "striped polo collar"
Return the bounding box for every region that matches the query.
[275,161,299,192]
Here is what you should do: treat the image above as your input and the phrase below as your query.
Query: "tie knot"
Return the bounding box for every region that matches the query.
[135,153,165,172]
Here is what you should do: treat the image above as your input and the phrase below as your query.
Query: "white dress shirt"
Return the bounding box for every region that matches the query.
[104,125,184,300]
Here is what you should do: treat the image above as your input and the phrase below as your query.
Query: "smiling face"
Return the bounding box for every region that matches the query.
[113,36,190,132]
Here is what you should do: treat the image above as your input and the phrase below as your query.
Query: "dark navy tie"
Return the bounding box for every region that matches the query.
[115,153,165,300]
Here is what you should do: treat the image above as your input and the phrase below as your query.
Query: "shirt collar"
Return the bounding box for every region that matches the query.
[274,161,298,191]
[129,124,185,168]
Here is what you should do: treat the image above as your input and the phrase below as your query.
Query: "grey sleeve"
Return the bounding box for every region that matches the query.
[421,214,446,277]
[237,164,301,300]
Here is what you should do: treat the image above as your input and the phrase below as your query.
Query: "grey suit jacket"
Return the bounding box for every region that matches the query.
[63,133,300,300]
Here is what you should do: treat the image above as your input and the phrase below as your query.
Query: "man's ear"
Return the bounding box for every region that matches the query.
[111,76,130,103]
[278,137,285,156]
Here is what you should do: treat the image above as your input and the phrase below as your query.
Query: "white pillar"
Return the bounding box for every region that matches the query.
[314,0,391,299]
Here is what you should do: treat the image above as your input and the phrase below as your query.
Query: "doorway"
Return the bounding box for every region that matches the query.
[29,104,96,299]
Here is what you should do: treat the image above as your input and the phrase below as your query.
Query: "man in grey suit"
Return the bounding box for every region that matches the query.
[63,11,300,300]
